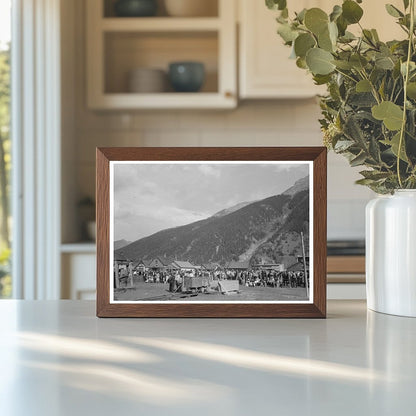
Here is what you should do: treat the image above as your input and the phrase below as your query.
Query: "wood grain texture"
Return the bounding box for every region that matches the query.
[96,147,327,318]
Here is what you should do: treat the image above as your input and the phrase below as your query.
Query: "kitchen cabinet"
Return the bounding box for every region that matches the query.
[238,0,325,99]
[61,245,96,300]
[86,0,237,109]
[238,0,404,99]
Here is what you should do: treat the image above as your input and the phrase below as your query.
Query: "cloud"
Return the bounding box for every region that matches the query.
[198,165,221,178]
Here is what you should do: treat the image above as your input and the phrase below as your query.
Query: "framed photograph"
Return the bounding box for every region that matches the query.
[96,147,327,318]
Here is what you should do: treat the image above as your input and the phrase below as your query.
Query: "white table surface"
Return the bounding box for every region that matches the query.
[0,300,415,416]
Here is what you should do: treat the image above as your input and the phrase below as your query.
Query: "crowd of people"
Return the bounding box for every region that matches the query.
[134,268,308,290]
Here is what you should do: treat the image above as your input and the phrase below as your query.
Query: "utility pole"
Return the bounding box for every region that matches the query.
[301,232,309,299]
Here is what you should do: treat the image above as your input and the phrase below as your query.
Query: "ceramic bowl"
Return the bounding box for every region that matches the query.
[168,62,205,92]
[128,68,167,93]
[164,0,218,17]
[114,0,158,17]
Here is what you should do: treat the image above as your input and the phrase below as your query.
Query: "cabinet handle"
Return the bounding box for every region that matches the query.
[225,91,234,99]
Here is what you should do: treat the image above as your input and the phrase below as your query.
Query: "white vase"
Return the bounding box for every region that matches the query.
[366,190,416,317]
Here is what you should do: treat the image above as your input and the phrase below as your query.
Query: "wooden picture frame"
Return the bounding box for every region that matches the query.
[96,147,327,318]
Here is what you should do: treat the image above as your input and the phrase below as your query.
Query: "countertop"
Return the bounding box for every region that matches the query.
[0,300,415,415]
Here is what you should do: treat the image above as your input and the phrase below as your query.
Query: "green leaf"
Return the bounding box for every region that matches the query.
[304,8,329,35]
[318,27,334,52]
[277,23,298,43]
[371,29,380,42]
[266,0,287,11]
[296,8,307,23]
[294,33,316,58]
[336,15,348,36]
[342,0,364,24]
[333,60,353,70]
[360,170,391,181]
[385,4,404,18]
[296,57,308,69]
[375,55,395,70]
[328,21,338,44]
[355,178,377,186]
[344,114,367,147]
[306,48,335,75]
[363,29,376,46]
[382,132,409,162]
[401,61,416,77]
[403,0,410,10]
[313,74,332,85]
[369,136,382,163]
[372,101,404,131]
[334,140,355,152]
[407,82,416,99]
[350,54,368,70]
[339,31,356,43]
[330,5,342,22]
[356,79,372,92]
[350,152,367,167]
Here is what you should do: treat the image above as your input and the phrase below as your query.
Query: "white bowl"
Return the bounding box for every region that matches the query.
[164,0,218,17]
[128,68,167,93]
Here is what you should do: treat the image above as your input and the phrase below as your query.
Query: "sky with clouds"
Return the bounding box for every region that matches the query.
[113,162,310,242]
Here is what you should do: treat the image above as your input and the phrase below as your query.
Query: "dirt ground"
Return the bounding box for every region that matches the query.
[114,281,309,302]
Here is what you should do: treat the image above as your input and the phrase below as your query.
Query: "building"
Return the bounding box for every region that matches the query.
[202,263,222,272]
[134,259,152,274]
[113,252,133,288]
[171,260,195,272]
[225,261,250,271]
[149,257,172,271]
[252,263,284,272]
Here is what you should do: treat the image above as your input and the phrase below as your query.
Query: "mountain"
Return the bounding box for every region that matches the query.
[212,200,255,218]
[114,239,132,250]
[116,176,310,265]
[283,175,309,196]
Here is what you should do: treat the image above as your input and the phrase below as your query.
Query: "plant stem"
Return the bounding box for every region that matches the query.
[397,0,415,188]
[334,68,358,84]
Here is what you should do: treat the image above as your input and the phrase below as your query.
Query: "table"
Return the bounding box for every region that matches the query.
[0,300,415,416]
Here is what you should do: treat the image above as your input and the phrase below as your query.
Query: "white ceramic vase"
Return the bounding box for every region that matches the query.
[366,190,416,317]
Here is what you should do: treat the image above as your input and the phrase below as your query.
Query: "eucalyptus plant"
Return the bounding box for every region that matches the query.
[266,0,416,193]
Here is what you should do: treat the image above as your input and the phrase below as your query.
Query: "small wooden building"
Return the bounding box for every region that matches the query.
[134,259,152,274]
[226,261,250,271]
[149,257,172,271]
[114,251,133,289]
[171,260,195,273]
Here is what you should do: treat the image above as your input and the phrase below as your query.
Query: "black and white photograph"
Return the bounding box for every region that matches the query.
[110,161,313,303]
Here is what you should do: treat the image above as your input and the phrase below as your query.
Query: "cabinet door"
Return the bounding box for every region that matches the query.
[358,0,404,41]
[62,253,96,300]
[238,0,404,99]
[239,0,326,99]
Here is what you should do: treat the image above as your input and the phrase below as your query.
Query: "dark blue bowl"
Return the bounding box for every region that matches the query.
[168,62,205,93]
[114,0,158,17]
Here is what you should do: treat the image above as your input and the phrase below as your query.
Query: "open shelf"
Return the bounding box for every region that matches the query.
[61,243,96,254]
[103,0,219,18]
[87,0,236,109]
[102,17,221,32]
[104,31,218,94]
[91,92,234,109]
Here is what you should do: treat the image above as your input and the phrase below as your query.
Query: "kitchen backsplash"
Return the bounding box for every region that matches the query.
[73,100,373,241]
